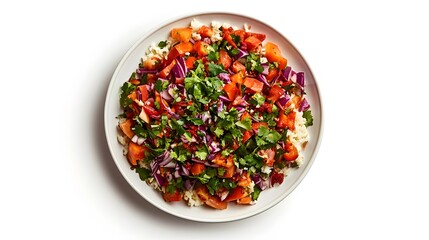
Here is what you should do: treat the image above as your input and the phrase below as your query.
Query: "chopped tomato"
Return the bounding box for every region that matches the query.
[266,67,279,82]
[252,122,268,131]
[212,154,233,168]
[237,171,251,187]
[127,142,146,166]
[129,79,140,85]
[127,91,137,102]
[243,77,264,93]
[244,32,266,41]
[222,27,238,48]
[119,119,134,139]
[262,102,273,113]
[137,85,149,101]
[264,42,287,70]
[232,29,246,45]
[218,50,232,69]
[223,82,238,101]
[190,163,206,176]
[195,185,210,202]
[242,130,253,143]
[224,187,248,202]
[220,166,235,178]
[244,36,262,52]
[277,110,296,130]
[162,189,182,202]
[270,171,284,186]
[231,60,246,74]
[142,105,159,117]
[267,85,285,102]
[205,196,227,210]
[185,56,197,69]
[230,72,244,84]
[158,59,176,78]
[240,111,251,121]
[198,25,213,38]
[143,56,162,70]
[237,196,252,204]
[194,41,209,57]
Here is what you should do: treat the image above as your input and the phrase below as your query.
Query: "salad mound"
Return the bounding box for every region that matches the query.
[117,19,313,209]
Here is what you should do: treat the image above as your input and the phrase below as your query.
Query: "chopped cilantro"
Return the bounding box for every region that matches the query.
[245,53,264,74]
[154,79,169,92]
[195,145,209,160]
[207,63,227,77]
[250,93,266,107]
[235,118,252,131]
[119,82,136,108]
[158,40,168,48]
[135,167,151,181]
[252,186,262,200]
[208,51,219,61]
[230,33,241,46]
[214,127,224,137]
[302,110,314,127]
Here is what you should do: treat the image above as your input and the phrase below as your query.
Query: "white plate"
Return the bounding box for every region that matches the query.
[104,12,323,222]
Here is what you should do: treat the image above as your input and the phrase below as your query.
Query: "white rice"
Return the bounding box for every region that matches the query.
[183,190,204,207]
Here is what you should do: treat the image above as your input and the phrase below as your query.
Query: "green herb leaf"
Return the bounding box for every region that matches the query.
[135,167,151,181]
[195,145,208,160]
[235,118,252,131]
[207,63,227,77]
[252,186,262,200]
[250,93,266,107]
[214,127,224,137]
[119,82,136,108]
[208,51,219,61]
[155,79,169,92]
[158,40,168,48]
[302,110,313,127]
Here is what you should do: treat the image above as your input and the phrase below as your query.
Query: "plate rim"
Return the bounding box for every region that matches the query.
[104,11,324,223]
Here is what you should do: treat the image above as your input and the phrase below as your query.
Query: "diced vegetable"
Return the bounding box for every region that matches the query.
[244,36,262,52]
[243,77,264,93]
[264,42,287,69]
[119,119,134,139]
[194,41,209,57]
[127,142,146,166]
[171,27,193,42]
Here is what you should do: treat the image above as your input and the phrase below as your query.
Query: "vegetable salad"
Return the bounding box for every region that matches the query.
[117,19,313,209]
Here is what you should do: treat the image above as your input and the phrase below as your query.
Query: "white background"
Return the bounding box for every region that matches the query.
[1,0,428,239]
